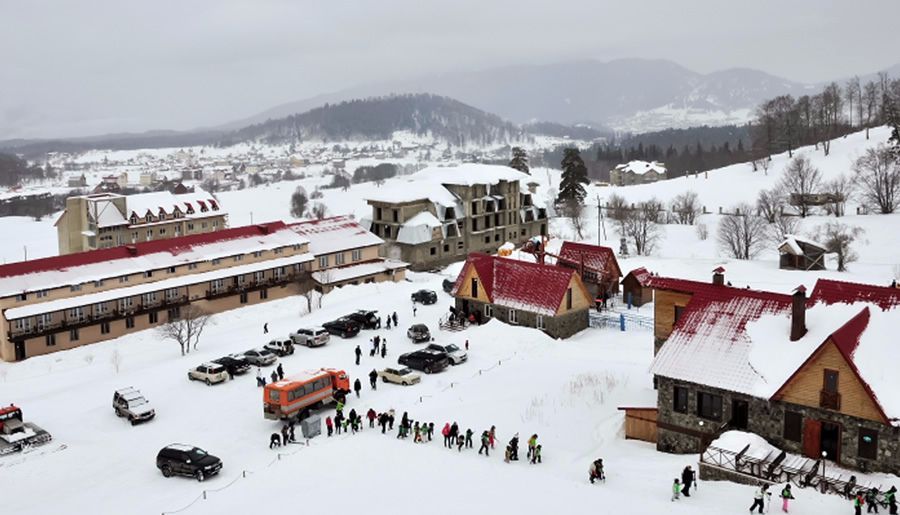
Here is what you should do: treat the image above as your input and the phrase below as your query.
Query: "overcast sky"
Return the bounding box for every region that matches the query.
[2,0,899,139]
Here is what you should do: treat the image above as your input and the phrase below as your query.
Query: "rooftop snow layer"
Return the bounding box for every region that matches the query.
[311,260,407,284]
[614,160,666,175]
[288,216,383,256]
[396,212,442,245]
[408,163,528,186]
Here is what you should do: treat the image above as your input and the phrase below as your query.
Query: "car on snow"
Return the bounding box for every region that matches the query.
[263,338,295,357]
[240,348,277,366]
[426,343,467,365]
[112,387,156,425]
[398,349,450,374]
[442,279,455,293]
[188,363,230,385]
[407,324,432,343]
[322,318,360,338]
[411,289,438,305]
[289,327,330,347]
[156,444,222,482]
[344,310,380,330]
[212,356,251,376]
[378,367,421,386]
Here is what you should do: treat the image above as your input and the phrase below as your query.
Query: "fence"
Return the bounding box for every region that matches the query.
[589,311,653,331]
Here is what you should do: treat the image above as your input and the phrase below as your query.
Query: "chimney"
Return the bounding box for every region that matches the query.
[712,266,725,286]
[125,245,137,256]
[791,285,807,341]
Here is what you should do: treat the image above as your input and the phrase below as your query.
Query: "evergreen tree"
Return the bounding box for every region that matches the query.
[508,146,530,174]
[886,97,900,161]
[557,148,589,206]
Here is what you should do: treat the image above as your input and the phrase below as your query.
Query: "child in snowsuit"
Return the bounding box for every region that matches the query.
[442,423,451,447]
[269,433,281,449]
[527,434,538,460]
[504,444,513,463]
[868,488,880,514]
[531,444,542,464]
[478,431,490,456]
[342,418,350,434]
[465,429,474,448]
[457,434,465,452]
[672,478,681,501]
[427,422,434,441]
[781,484,795,512]
[750,485,769,514]
[489,426,496,449]
[856,493,866,515]
[326,416,334,437]
[413,422,422,443]
[886,486,897,515]
[589,459,604,483]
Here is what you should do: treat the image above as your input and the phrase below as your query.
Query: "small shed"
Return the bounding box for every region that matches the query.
[778,235,827,271]
[621,267,653,307]
[618,406,658,443]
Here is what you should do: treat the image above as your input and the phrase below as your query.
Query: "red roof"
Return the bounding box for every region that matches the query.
[625,267,652,286]
[809,278,900,311]
[0,221,289,279]
[557,241,622,279]
[829,306,870,358]
[453,253,582,316]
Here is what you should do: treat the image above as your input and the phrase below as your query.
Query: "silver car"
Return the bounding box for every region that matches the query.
[289,327,330,347]
[240,348,277,366]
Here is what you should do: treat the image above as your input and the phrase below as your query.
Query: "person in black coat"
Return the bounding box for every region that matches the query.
[369,369,378,390]
[353,378,362,398]
[354,345,362,365]
[681,465,695,496]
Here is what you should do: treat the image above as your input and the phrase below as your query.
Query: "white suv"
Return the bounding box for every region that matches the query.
[426,343,467,365]
[289,327,330,347]
[188,363,229,385]
[113,387,156,425]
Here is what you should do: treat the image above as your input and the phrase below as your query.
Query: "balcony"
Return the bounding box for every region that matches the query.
[204,274,297,300]
[820,390,841,410]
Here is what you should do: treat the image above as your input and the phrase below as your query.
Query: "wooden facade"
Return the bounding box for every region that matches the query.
[622,272,652,307]
[619,407,658,443]
[653,289,693,348]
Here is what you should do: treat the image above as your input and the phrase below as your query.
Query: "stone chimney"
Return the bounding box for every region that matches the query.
[712,266,725,286]
[791,285,808,341]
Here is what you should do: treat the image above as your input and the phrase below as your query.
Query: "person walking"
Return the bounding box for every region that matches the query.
[456,433,465,452]
[868,488,880,513]
[386,317,392,330]
[527,434,538,460]
[856,492,867,515]
[288,423,295,443]
[354,378,362,398]
[681,465,695,497]
[392,311,398,327]
[387,410,395,430]
[334,412,343,435]
[413,305,417,317]
[780,484,795,513]
[886,486,897,515]
[280,424,289,446]
[381,342,387,359]
[465,339,469,351]
[478,430,490,456]
[355,345,362,366]
[263,323,268,334]
[256,367,265,387]
[367,408,377,428]
[465,428,474,449]
[427,422,434,442]
[326,416,334,437]
[270,370,278,384]
[276,363,284,381]
[671,478,681,501]
[442,423,451,447]
[369,369,378,390]
[531,444,542,464]
[749,484,769,514]
[489,425,496,449]
[509,433,519,461]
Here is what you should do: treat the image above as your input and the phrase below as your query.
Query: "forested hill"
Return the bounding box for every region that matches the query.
[219,94,531,146]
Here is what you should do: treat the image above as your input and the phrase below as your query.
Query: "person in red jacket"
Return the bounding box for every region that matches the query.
[325,416,334,437]
[442,422,451,447]
[366,408,377,428]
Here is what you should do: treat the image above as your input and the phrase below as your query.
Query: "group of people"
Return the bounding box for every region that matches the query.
[671,465,697,500]
[853,486,898,515]
[268,420,297,448]
[256,362,285,387]
[367,335,388,359]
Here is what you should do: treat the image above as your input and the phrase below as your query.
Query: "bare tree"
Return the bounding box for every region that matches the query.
[757,188,785,223]
[157,305,213,356]
[311,202,328,220]
[617,200,662,256]
[670,191,700,225]
[825,174,853,217]
[770,213,801,244]
[752,157,771,175]
[290,186,308,218]
[863,81,879,139]
[562,199,587,240]
[717,204,768,259]
[605,193,628,223]
[815,222,865,272]
[853,144,900,214]
[772,95,798,157]
[780,155,822,217]
[845,77,860,127]
[695,223,709,241]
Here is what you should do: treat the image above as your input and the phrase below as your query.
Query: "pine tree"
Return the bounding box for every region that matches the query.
[508,147,530,175]
[557,148,589,206]
[886,96,900,161]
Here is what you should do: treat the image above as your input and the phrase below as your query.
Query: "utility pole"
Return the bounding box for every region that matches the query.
[597,195,607,244]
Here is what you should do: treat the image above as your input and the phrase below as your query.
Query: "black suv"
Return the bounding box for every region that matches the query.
[212,356,251,376]
[407,324,431,343]
[344,310,380,330]
[156,444,222,481]
[398,349,450,374]
[322,318,360,338]
[411,289,438,305]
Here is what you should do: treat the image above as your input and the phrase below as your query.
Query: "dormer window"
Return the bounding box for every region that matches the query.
[145,213,153,223]
[198,200,208,213]
[158,207,166,219]
[130,214,138,224]
[209,200,218,211]
[173,207,183,218]
[186,204,195,215]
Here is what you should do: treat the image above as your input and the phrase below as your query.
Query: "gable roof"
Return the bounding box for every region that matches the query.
[624,267,652,286]
[809,278,900,311]
[557,241,622,279]
[288,215,383,255]
[452,253,584,316]
[778,234,827,255]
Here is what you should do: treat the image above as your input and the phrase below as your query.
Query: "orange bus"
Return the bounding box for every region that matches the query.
[263,368,350,421]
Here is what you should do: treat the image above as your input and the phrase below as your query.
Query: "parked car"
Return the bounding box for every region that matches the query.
[345,310,380,329]
[289,327,330,347]
[322,318,360,338]
[156,444,222,482]
[112,387,156,425]
[378,367,421,386]
[264,338,295,356]
[212,356,251,376]
[407,324,432,343]
[398,349,450,374]
[240,348,277,366]
[426,343,467,365]
[188,363,229,385]
[411,289,438,305]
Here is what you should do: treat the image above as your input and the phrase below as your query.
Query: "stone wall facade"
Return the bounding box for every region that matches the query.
[454,298,588,339]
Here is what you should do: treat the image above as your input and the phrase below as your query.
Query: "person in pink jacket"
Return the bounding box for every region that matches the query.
[442,423,452,447]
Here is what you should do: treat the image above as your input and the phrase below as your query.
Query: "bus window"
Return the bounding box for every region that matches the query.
[270,390,280,402]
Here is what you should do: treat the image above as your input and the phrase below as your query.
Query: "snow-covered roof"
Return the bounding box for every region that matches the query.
[0,222,307,297]
[93,199,128,227]
[614,160,666,175]
[778,234,827,255]
[5,253,313,320]
[311,260,407,285]
[288,216,383,256]
[121,188,223,221]
[409,163,528,186]
[365,180,460,207]
[396,212,442,245]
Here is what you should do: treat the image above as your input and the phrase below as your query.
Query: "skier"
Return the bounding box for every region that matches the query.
[681,465,695,497]
[367,408,377,428]
[465,428,474,449]
[326,416,334,437]
[427,422,434,442]
[749,484,769,514]
[868,488,880,513]
[456,433,465,452]
[276,363,284,381]
[589,458,604,484]
[856,492,866,515]
[355,345,362,366]
[886,486,897,515]
[509,433,519,461]
[442,423,451,447]
[531,444,542,464]
[392,311,398,326]
[489,425,496,449]
[527,434,538,460]
[369,369,378,390]
[672,478,681,501]
[354,378,362,398]
[478,430,490,456]
[781,484,795,513]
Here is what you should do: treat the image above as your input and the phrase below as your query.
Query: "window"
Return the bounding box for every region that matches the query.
[69,307,85,322]
[508,309,517,324]
[260,289,268,300]
[237,275,246,286]
[100,322,110,335]
[335,253,345,265]
[202,222,208,229]
[384,226,391,238]
[94,302,107,314]
[674,305,685,324]
[167,307,180,320]
[187,223,195,231]
[149,311,159,324]
[783,411,802,442]
[823,369,839,393]
[319,255,329,268]
[443,244,449,252]
[212,221,218,229]
[118,297,134,311]
[211,258,221,266]
[131,231,138,242]
[46,334,56,346]
[167,266,176,274]
[142,292,158,305]
[36,290,48,298]
[253,251,263,258]
[352,249,361,261]
[159,228,166,235]
[144,271,153,278]
[494,234,500,242]
[484,236,490,244]
[70,284,82,292]
[146,229,153,240]
[274,267,285,280]
[69,328,79,342]
[472,219,478,231]
[274,248,283,255]
[673,386,689,413]
[858,428,879,460]
[566,289,573,310]
[457,241,464,250]
[93,279,104,287]
[536,315,545,330]
[471,201,479,215]
[696,392,723,421]
[376,207,383,220]
[16,293,26,301]
[471,278,478,298]
[430,247,436,256]
[126,317,135,329]
[14,318,31,331]
[165,288,179,300]
[38,313,52,329]
[392,209,399,222]
[119,275,129,283]
[240,292,248,304]
[484,304,493,318]
[255,271,265,283]
[188,263,198,270]
[211,279,224,293]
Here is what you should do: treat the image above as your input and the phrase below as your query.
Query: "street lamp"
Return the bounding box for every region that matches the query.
[822,451,828,492]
